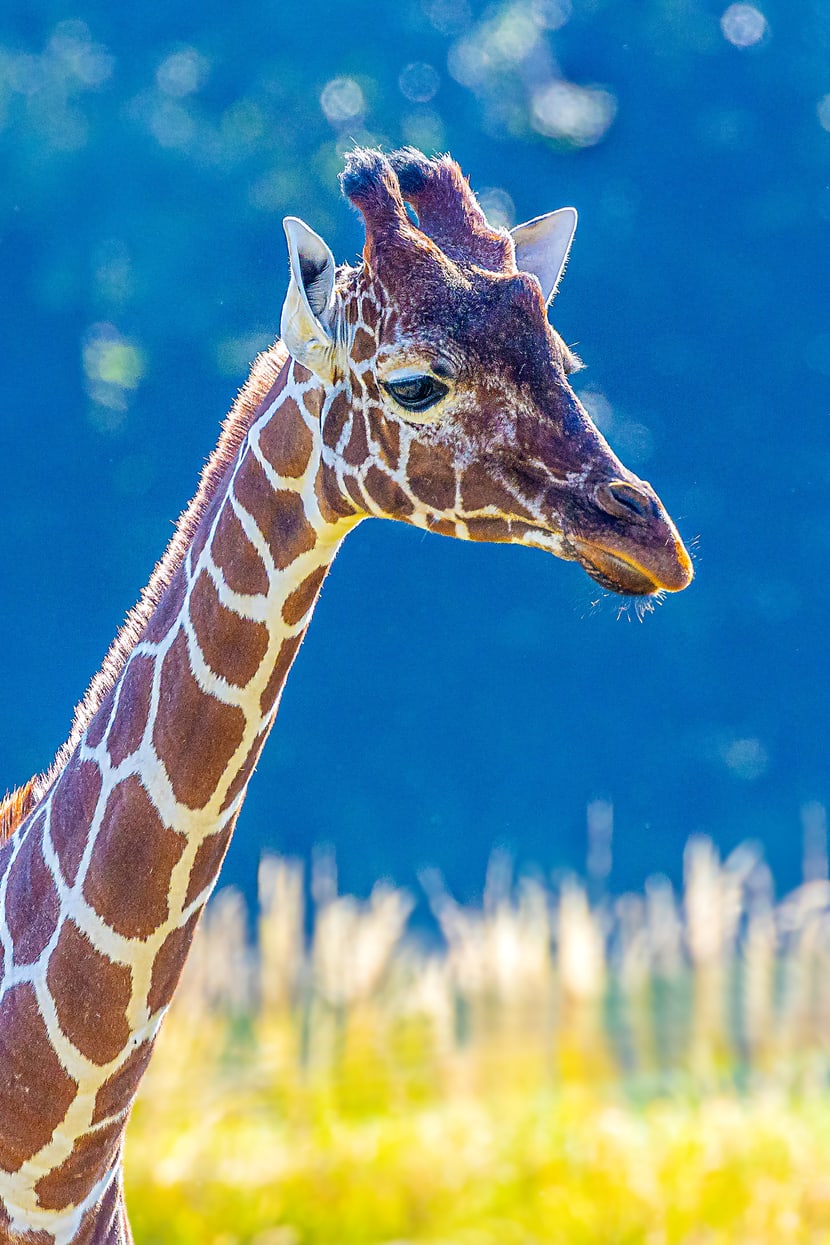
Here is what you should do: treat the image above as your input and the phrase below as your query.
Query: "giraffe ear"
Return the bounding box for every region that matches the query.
[281,216,340,383]
[510,207,577,305]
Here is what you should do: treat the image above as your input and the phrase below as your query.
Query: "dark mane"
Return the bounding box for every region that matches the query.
[0,341,288,843]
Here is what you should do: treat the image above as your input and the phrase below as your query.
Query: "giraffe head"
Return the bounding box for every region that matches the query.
[280,148,692,597]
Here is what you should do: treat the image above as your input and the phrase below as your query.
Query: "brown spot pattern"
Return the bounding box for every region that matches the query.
[91,1041,153,1124]
[5,813,59,965]
[408,441,457,511]
[343,412,369,467]
[189,571,269,687]
[315,467,353,522]
[184,824,234,905]
[270,490,318,570]
[430,518,457,537]
[106,655,153,768]
[143,563,187,645]
[50,756,103,887]
[282,565,328,627]
[153,630,246,809]
[0,983,78,1171]
[461,465,535,519]
[147,911,200,1014]
[466,516,513,543]
[48,920,132,1065]
[322,391,350,450]
[84,776,185,939]
[352,326,375,362]
[374,419,401,470]
[259,633,303,716]
[34,1117,123,1211]
[235,457,317,570]
[343,473,368,512]
[259,397,314,478]
[211,500,270,597]
[363,466,414,516]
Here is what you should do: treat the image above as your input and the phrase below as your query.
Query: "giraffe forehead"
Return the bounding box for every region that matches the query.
[367,265,553,371]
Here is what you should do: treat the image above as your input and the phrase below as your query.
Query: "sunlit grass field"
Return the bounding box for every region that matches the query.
[126,816,830,1243]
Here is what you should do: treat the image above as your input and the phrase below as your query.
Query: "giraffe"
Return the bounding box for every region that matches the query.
[0,147,692,1243]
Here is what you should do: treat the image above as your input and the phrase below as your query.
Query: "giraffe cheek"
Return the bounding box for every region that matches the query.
[373,418,401,471]
[363,466,414,517]
[343,412,370,467]
[407,441,456,511]
[322,390,350,451]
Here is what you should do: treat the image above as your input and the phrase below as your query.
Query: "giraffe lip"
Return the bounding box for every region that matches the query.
[569,537,693,596]
[569,540,663,596]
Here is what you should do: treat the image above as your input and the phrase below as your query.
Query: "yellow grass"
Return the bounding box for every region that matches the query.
[126,832,830,1243]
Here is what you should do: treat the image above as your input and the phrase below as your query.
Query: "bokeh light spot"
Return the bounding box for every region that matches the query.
[82,323,145,421]
[477,186,515,229]
[320,77,365,125]
[156,47,210,97]
[579,389,614,435]
[48,20,114,88]
[720,4,768,48]
[531,81,617,148]
[399,62,440,104]
[721,737,768,781]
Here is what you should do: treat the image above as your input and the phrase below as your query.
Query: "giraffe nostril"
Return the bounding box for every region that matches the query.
[595,480,658,522]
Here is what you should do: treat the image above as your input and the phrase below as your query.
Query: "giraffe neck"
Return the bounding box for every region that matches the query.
[0,350,358,1241]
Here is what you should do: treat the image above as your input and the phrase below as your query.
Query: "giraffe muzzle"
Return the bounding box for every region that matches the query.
[566,478,694,596]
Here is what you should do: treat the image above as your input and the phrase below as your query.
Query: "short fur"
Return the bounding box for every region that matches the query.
[389,147,513,271]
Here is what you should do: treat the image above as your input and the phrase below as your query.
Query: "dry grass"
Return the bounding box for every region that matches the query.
[126,817,830,1243]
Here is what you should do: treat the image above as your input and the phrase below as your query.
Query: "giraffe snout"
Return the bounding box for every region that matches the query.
[565,476,694,595]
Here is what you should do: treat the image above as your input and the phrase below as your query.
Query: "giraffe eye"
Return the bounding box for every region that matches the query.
[384,375,448,413]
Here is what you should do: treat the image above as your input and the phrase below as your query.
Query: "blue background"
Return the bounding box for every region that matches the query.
[0,0,827,906]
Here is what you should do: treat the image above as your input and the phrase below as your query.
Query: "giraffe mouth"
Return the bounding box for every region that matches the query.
[569,538,692,596]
